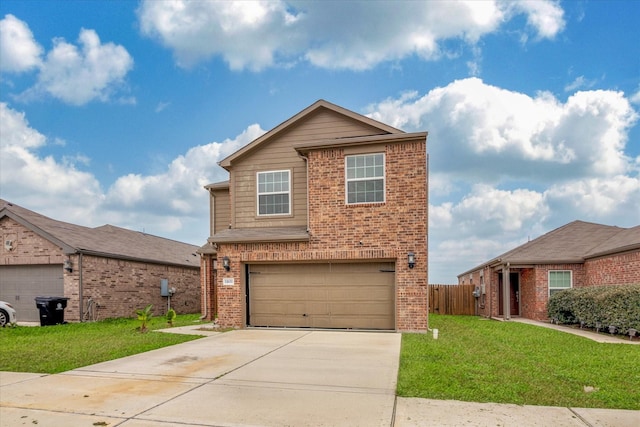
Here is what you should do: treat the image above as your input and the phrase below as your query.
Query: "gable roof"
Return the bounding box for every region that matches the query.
[458,220,639,277]
[0,199,200,268]
[218,99,404,170]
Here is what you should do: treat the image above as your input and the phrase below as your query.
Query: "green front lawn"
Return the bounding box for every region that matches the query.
[0,314,204,374]
[2,313,638,410]
[398,315,640,410]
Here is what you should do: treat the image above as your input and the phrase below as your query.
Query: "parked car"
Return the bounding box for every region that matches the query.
[0,301,17,326]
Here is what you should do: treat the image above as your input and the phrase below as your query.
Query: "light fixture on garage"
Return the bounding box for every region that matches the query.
[64,259,73,273]
[222,256,231,271]
[408,252,415,269]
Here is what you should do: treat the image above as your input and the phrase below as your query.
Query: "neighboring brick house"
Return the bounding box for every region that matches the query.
[458,220,640,321]
[0,199,201,322]
[199,100,428,331]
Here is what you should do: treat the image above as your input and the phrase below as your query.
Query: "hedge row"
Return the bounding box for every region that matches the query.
[547,283,640,334]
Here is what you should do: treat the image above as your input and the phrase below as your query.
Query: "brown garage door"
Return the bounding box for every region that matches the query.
[248,262,395,330]
[0,265,64,322]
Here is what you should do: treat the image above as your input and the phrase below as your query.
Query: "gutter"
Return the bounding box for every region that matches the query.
[297,152,310,232]
[74,249,199,269]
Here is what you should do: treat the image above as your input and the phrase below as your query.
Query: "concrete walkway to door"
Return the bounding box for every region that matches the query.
[1,329,400,426]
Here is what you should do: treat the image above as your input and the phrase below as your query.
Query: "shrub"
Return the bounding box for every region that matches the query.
[135,304,153,332]
[547,289,576,324]
[166,308,176,326]
[547,284,640,334]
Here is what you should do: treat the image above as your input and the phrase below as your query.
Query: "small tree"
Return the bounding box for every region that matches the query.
[136,304,153,332]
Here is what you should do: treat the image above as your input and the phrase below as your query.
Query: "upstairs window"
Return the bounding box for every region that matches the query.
[257,170,290,216]
[346,153,385,204]
[549,270,572,296]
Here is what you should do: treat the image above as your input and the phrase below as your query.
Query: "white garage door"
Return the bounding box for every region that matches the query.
[248,262,395,330]
[0,265,64,322]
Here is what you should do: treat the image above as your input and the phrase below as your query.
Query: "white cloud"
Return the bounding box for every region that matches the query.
[365,79,639,282]
[137,0,565,71]
[367,78,638,182]
[99,124,264,241]
[23,28,134,105]
[0,15,134,105]
[0,101,45,148]
[430,184,548,239]
[0,101,264,244]
[138,0,300,70]
[428,173,640,282]
[545,175,640,222]
[0,103,103,222]
[564,75,597,92]
[0,14,42,73]
[106,124,265,212]
[507,0,565,40]
[155,101,171,113]
[629,85,640,105]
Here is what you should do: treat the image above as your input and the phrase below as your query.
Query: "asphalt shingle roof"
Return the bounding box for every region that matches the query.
[0,199,200,268]
[459,220,640,276]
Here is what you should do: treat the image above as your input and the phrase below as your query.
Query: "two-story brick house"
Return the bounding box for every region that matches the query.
[199,100,428,331]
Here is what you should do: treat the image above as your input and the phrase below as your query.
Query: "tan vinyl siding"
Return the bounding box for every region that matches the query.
[212,189,231,234]
[231,109,387,229]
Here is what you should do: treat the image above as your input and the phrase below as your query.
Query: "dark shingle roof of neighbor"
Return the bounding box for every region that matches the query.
[0,199,200,268]
[459,220,640,277]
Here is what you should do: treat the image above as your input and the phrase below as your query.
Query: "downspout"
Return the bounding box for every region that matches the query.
[297,152,310,232]
[78,252,84,322]
[199,254,208,320]
[200,188,215,320]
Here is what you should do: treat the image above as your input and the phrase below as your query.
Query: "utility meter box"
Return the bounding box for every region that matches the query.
[160,279,170,297]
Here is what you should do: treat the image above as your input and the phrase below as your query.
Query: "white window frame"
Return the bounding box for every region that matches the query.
[345,153,385,205]
[548,270,572,296]
[256,170,291,216]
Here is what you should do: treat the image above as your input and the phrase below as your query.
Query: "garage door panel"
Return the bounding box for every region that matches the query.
[328,287,392,301]
[248,262,394,330]
[0,265,63,322]
[306,302,329,314]
[252,287,307,300]
[330,302,392,316]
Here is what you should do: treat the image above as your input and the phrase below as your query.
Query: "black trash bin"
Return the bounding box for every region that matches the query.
[35,296,69,326]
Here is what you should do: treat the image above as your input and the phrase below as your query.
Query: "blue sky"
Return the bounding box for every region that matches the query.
[1,0,638,283]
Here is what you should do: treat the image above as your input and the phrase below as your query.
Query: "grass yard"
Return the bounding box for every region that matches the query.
[398,315,640,410]
[0,314,205,374]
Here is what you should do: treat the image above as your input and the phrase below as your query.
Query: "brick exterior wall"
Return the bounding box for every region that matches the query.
[584,250,640,285]
[1,217,65,265]
[461,262,601,321]
[1,217,200,322]
[67,254,200,321]
[200,254,216,320]
[214,140,428,331]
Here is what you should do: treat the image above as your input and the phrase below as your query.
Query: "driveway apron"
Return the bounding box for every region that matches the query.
[0,329,401,427]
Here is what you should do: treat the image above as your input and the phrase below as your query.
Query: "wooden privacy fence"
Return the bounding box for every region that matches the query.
[429,284,476,315]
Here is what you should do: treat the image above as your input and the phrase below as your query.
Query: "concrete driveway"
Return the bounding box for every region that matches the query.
[0,329,400,426]
[1,328,638,427]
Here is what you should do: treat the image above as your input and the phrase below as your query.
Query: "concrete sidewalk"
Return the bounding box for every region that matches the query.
[1,328,638,426]
[394,398,639,427]
[511,317,640,344]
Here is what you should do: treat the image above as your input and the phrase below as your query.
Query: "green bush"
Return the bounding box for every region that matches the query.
[547,284,640,334]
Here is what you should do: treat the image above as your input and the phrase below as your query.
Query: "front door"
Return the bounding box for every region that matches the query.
[498,272,520,316]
